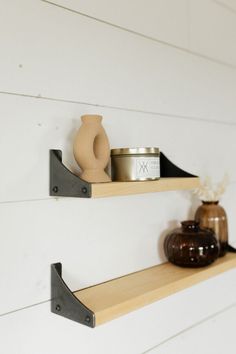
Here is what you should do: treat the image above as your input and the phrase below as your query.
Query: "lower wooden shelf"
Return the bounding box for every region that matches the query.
[51,253,236,327]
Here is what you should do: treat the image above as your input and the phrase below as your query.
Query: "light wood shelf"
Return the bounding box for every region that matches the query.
[74,253,236,326]
[50,150,200,198]
[91,177,200,198]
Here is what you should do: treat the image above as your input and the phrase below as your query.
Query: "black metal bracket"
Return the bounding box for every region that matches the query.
[227,244,236,253]
[50,150,91,198]
[51,263,95,328]
[49,149,197,198]
[160,152,197,178]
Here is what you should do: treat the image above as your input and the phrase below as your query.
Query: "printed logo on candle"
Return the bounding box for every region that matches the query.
[135,158,160,178]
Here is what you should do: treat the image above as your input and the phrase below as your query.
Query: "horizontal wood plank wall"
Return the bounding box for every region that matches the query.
[42,0,236,67]
[146,304,236,354]
[0,269,236,354]
[0,0,236,353]
[189,0,236,66]
[41,0,190,49]
[217,0,236,12]
[0,95,236,202]
[0,1,236,123]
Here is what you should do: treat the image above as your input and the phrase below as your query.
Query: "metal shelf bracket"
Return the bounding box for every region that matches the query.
[50,150,91,198]
[49,149,197,198]
[160,152,197,178]
[51,263,95,328]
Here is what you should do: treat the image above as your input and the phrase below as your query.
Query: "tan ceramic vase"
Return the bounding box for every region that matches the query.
[73,115,111,183]
[194,201,228,257]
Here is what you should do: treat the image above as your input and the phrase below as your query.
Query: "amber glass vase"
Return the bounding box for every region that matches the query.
[194,201,228,257]
[164,220,219,267]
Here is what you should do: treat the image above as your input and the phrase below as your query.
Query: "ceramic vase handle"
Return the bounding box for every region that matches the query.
[73,115,111,183]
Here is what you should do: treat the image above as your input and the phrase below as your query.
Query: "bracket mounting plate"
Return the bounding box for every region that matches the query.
[51,263,95,327]
[50,150,91,198]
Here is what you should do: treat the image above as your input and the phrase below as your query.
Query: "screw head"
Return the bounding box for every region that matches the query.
[81,187,87,194]
[53,186,58,193]
[55,304,61,311]
[85,316,91,323]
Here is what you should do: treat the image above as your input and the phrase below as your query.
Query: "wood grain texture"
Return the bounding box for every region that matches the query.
[91,178,200,198]
[74,253,236,325]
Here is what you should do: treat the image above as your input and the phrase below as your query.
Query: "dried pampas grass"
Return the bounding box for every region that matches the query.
[194,174,229,202]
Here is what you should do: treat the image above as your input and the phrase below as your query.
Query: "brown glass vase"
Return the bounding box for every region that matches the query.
[164,220,219,267]
[194,201,228,257]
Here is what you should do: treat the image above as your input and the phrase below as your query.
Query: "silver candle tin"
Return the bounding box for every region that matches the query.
[111,147,160,182]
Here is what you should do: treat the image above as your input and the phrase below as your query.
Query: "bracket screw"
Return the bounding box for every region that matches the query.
[81,187,87,194]
[53,186,58,193]
[85,316,91,323]
[55,304,61,311]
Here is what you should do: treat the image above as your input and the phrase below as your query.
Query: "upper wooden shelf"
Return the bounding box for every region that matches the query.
[91,177,200,198]
[51,253,236,327]
[49,150,199,198]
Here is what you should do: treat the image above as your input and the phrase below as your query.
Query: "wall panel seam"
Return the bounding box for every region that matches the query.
[0,198,52,205]
[1,299,236,341]
[214,0,236,15]
[0,300,49,319]
[39,0,236,70]
[1,90,236,127]
[142,301,236,353]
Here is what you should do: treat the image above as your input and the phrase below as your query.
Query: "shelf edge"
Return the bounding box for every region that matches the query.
[91,177,200,198]
[74,254,236,326]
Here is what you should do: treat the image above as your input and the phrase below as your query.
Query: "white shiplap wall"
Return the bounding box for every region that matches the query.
[0,1,236,353]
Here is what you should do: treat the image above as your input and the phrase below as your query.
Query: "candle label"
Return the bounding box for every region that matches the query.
[135,157,160,179]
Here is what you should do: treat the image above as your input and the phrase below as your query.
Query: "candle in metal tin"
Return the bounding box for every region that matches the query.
[111,147,160,182]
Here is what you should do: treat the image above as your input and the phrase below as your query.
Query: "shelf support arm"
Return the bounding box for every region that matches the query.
[160,152,197,178]
[50,150,91,198]
[51,263,95,327]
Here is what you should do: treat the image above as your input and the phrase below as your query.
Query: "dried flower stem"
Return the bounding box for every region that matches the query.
[194,174,229,202]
